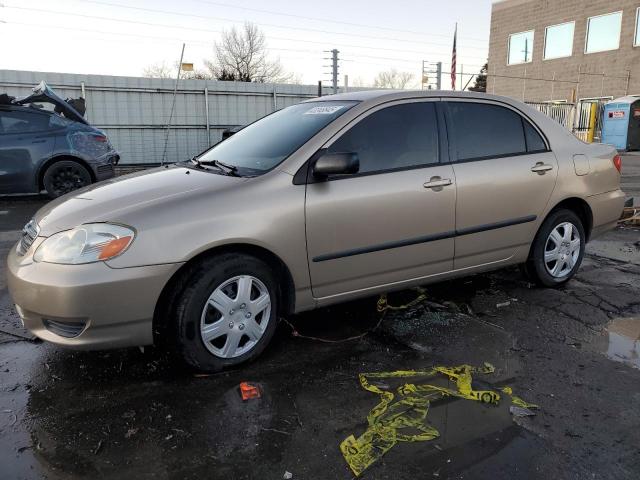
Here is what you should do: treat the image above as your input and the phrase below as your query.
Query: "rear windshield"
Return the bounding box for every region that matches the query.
[198,100,358,174]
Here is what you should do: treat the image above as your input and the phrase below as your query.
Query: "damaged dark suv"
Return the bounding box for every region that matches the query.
[0,81,119,198]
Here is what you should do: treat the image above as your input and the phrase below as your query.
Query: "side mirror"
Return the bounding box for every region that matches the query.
[313,152,359,177]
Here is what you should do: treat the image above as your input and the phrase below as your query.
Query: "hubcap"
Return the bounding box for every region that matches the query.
[200,275,271,359]
[544,222,581,278]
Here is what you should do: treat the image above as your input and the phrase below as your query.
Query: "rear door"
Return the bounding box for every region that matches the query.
[305,100,456,299]
[444,100,558,269]
[0,108,56,193]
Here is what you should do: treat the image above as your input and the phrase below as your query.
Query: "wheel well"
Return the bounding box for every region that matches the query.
[152,244,296,345]
[548,197,593,241]
[38,156,96,190]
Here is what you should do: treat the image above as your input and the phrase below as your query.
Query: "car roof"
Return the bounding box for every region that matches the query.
[303,89,528,108]
[0,104,53,114]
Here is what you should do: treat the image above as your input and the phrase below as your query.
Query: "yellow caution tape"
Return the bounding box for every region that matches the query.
[376,287,428,313]
[340,363,538,477]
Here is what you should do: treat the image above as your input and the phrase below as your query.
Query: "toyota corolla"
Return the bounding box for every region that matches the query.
[7,91,625,372]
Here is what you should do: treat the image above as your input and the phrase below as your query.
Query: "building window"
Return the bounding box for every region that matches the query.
[544,22,575,59]
[635,8,640,46]
[508,30,534,65]
[585,11,622,54]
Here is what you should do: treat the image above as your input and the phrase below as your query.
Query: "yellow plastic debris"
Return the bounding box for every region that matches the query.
[340,363,538,476]
[376,287,428,313]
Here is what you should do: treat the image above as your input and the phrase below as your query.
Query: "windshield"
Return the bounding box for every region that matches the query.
[198,100,358,174]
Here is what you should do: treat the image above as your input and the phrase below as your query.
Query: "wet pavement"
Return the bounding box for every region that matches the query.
[621,153,640,204]
[1,197,640,479]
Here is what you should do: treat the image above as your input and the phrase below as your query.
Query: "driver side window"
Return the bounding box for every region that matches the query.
[327,102,439,175]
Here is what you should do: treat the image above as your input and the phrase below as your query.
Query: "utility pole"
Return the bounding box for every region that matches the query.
[161,43,185,166]
[323,49,340,94]
[331,49,339,94]
[421,61,442,90]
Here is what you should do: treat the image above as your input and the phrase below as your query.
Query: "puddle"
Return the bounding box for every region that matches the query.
[603,317,640,369]
[340,364,536,476]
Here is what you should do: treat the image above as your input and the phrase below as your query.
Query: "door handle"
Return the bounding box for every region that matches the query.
[31,139,47,144]
[531,162,553,174]
[423,177,452,189]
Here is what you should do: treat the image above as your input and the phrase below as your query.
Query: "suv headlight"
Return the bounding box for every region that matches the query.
[33,223,135,264]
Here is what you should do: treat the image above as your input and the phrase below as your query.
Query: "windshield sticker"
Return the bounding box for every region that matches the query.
[304,105,345,115]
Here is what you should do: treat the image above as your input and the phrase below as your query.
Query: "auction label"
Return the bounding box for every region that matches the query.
[304,105,345,115]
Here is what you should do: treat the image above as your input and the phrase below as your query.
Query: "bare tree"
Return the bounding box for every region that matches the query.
[143,62,211,80]
[351,76,370,88]
[206,22,291,82]
[373,69,416,89]
[143,62,173,78]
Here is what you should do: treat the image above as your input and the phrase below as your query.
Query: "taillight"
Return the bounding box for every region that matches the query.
[91,134,108,143]
[613,154,622,173]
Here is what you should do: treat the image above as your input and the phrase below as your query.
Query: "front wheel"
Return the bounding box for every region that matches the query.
[525,209,585,287]
[173,254,278,372]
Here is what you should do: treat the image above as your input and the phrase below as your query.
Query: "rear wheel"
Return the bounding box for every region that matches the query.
[173,254,278,372]
[525,209,585,287]
[43,160,92,198]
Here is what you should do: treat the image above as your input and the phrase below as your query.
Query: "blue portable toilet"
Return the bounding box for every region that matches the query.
[601,96,640,151]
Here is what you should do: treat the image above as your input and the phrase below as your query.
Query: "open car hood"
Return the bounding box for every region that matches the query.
[15,81,88,125]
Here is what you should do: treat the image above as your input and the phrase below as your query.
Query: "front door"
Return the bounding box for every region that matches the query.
[444,100,558,269]
[305,100,456,299]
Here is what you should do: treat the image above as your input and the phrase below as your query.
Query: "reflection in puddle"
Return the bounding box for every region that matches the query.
[605,317,640,369]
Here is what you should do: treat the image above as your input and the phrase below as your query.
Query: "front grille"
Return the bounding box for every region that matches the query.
[17,220,40,256]
[42,319,87,338]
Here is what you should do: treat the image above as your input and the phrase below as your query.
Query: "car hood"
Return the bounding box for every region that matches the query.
[34,165,247,236]
[15,81,88,125]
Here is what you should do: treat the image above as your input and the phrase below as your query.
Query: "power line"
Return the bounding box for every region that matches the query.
[2,19,486,69]
[188,0,489,43]
[76,0,489,50]
[1,20,319,57]
[3,5,488,56]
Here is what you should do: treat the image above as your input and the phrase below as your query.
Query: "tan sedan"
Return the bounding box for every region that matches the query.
[7,91,625,371]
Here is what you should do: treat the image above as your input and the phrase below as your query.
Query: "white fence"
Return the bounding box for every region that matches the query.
[0,69,344,165]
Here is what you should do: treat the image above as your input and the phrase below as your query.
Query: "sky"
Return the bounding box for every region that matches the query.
[0,0,492,88]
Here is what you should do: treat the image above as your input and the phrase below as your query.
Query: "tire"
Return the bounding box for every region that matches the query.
[173,253,278,372]
[525,209,586,287]
[43,160,93,199]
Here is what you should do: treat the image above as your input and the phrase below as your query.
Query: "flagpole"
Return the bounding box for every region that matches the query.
[451,22,457,91]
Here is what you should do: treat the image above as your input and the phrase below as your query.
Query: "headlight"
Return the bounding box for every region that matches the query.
[33,223,135,264]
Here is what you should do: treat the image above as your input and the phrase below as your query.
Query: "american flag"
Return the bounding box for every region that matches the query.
[451,24,457,90]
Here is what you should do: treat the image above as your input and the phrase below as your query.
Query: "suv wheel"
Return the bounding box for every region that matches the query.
[43,160,92,198]
[525,209,585,287]
[173,254,278,372]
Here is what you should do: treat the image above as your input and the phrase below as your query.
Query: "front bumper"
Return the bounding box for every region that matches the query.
[7,242,182,349]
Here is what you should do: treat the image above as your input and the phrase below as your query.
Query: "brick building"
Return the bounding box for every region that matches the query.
[487,0,640,102]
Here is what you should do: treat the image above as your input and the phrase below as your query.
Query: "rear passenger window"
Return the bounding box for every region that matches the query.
[328,102,439,174]
[0,110,50,134]
[447,102,527,161]
[524,121,547,152]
